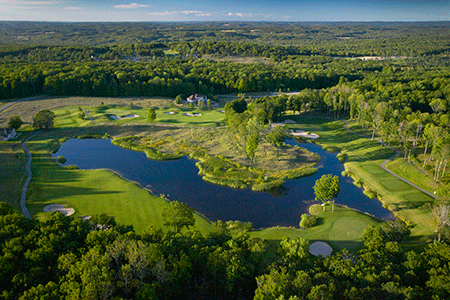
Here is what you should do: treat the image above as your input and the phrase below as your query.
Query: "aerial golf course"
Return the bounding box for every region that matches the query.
[0,95,436,251]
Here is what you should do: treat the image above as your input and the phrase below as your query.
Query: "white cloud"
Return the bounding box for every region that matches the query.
[230,12,253,18]
[64,6,82,11]
[21,1,57,4]
[114,3,150,9]
[0,0,57,5]
[148,11,177,16]
[180,10,213,17]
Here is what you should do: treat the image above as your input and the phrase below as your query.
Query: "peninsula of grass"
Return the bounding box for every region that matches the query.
[281,115,435,246]
[251,203,382,252]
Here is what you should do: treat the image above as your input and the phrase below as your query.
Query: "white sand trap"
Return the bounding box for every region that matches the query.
[290,130,320,139]
[182,113,202,117]
[110,114,139,120]
[219,110,225,113]
[43,204,75,216]
[309,241,333,257]
[164,111,175,115]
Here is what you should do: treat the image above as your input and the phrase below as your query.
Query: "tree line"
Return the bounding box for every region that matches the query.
[1,201,450,299]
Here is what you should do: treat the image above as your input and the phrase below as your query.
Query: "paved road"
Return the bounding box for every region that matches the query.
[20,131,40,218]
[342,119,438,200]
[0,95,44,113]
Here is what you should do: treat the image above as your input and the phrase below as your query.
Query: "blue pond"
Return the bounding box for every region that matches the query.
[53,138,394,228]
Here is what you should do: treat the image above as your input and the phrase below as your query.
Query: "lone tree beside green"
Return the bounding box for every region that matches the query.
[267,125,287,160]
[8,115,23,130]
[162,200,195,233]
[32,109,55,129]
[147,107,156,122]
[313,174,340,212]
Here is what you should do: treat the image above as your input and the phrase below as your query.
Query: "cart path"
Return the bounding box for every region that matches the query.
[0,95,45,112]
[342,119,438,200]
[21,131,40,218]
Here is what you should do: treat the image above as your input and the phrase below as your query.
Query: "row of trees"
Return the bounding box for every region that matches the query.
[1,57,348,100]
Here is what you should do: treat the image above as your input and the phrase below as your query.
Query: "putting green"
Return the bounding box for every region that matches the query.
[328,217,368,240]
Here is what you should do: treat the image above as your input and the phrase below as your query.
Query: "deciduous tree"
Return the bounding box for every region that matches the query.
[162,201,195,233]
[8,115,23,130]
[313,174,340,211]
[32,109,55,129]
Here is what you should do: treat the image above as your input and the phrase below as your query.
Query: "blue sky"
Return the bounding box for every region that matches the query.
[0,0,449,22]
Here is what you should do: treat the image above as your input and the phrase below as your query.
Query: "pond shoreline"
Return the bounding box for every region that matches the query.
[52,138,394,228]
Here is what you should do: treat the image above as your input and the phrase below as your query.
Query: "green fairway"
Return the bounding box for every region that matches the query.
[385,157,445,196]
[25,138,211,234]
[251,204,382,252]
[277,115,434,244]
[81,104,226,127]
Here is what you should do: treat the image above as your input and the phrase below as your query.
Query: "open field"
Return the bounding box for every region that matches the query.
[203,54,272,65]
[280,115,435,246]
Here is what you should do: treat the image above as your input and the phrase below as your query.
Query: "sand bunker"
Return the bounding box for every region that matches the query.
[183,113,202,117]
[309,241,333,257]
[164,111,175,115]
[43,204,75,216]
[110,114,139,120]
[290,130,319,139]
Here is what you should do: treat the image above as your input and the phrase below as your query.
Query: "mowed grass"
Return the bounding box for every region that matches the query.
[0,140,28,211]
[0,96,174,127]
[25,138,212,234]
[385,157,445,195]
[85,104,226,127]
[281,115,434,245]
[252,204,382,252]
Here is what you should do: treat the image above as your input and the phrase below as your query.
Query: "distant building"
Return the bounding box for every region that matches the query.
[1,128,16,142]
[186,94,208,104]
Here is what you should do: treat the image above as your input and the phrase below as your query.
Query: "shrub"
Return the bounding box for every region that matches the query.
[56,156,67,164]
[299,213,317,228]
[353,179,363,188]
[324,146,340,153]
[252,180,285,192]
[63,165,79,170]
[336,152,346,163]
[226,220,253,232]
[363,188,377,199]
[202,176,247,189]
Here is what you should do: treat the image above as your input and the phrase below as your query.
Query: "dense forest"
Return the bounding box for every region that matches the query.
[1,21,450,299]
[2,202,450,300]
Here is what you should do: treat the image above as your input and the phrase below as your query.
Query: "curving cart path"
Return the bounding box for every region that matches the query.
[0,95,44,113]
[342,119,438,200]
[20,131,40,218]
